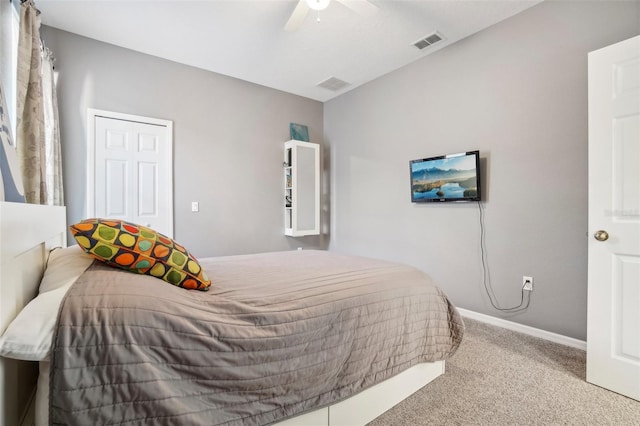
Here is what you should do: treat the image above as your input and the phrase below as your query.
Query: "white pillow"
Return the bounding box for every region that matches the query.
[0,245,93,361]
[0,285,72,361]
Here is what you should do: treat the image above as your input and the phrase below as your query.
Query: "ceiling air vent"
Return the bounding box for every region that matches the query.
[412,32,444,50]
[317,77,350,92]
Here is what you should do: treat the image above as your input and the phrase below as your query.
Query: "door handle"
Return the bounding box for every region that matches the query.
[594,230,609,241]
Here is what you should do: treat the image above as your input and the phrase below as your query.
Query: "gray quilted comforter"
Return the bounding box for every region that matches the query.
[50,250,463,425]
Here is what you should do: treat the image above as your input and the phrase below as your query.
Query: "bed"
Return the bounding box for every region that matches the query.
[0,202,464,426]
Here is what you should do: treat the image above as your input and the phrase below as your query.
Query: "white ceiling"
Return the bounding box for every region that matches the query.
[36,0,541,102]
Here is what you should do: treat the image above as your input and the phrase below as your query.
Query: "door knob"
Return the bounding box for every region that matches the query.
[594,230,609,241]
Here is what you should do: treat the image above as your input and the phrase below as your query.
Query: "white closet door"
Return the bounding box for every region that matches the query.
[587,35,640,401]
[88,110,173,237]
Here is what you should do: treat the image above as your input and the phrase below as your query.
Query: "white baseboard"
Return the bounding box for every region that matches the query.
[457,308,586,351]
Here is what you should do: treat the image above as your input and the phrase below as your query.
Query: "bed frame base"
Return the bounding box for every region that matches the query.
[276,360,445,426]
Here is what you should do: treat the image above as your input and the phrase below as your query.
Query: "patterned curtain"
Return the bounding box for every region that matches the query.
[16,0,46,204]
[16,0,63,205]
[42,47,64,206]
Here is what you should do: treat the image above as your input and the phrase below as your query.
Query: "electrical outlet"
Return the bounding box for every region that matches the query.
[191,201,199,212]
[523,276,533,291]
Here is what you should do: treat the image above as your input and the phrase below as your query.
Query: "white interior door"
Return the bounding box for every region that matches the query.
[88,109,173,237]
[587,35,640,401]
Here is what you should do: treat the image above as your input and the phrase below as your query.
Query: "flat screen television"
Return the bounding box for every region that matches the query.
[410,150,481,202]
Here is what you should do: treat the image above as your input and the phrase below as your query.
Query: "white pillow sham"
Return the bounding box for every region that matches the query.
[39,245,95,293]
[0,245,93,361]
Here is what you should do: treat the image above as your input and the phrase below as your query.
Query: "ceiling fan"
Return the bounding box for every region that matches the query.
[285,0,379,32]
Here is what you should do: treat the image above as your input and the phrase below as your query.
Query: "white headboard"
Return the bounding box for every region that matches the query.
[0,202,66,426]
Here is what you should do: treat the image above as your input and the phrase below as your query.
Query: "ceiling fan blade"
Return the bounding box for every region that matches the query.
[284,0,310,32]
[337,0,378,17]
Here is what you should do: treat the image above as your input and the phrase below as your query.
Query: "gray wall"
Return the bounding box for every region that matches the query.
[41,27,326,257]
[324,1,640,340]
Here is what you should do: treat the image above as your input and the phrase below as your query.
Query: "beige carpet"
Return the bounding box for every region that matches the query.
[369,318,640,425]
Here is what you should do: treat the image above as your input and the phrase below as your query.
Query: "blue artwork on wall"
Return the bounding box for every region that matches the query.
[289,123,310,142]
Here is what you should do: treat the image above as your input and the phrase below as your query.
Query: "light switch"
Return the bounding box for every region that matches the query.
[191,201,199,212]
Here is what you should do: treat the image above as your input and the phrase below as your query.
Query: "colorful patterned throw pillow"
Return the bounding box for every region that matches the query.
[70,219,211,291]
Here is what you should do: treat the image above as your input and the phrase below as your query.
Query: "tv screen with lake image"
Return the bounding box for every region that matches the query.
[410,151,480,202]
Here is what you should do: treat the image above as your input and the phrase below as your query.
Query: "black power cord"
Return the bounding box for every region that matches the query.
[478,201,531,312]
